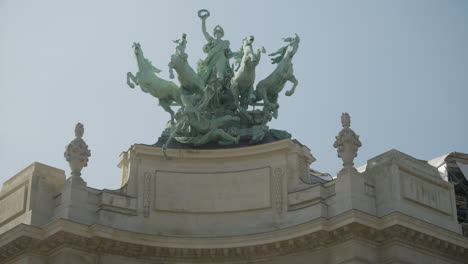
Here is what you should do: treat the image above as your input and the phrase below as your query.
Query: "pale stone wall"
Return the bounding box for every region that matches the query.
[0,140,467,263]
[0,163,65,235]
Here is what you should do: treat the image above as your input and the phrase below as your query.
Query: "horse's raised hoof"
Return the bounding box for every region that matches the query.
[285,90,293,96]
[128,83,135,89]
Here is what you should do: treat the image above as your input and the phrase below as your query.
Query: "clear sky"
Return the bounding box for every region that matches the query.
[1,0,467,190]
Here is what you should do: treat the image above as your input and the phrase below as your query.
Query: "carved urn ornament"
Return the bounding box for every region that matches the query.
[64,123,91,179]
[333,113,362,171]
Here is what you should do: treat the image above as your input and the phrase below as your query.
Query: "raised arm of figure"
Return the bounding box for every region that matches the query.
[198,9,213,42]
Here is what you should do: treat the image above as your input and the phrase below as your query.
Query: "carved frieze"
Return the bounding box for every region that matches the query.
[1,221,466,264]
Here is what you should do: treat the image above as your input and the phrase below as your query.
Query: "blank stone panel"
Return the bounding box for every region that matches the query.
[154,167,271,213]
[0,183,27,225]
[400,171,452,215]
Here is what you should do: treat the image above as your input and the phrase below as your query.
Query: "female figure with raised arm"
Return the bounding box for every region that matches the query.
[197,9,234,86]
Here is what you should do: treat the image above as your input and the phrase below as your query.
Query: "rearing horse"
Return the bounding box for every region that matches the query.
[127,42,182,123]
[230,36,265,110]
[255,34,300,119]
[167,35,205,114]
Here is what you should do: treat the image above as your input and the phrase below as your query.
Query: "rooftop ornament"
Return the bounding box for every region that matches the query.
[333,113,362,173]
[126,9,301,155]
[64,123,91,182]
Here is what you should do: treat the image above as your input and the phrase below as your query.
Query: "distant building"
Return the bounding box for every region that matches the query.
[429,152,468,236]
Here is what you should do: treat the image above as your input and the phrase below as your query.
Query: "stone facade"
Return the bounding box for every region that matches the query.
[1,140,467,263]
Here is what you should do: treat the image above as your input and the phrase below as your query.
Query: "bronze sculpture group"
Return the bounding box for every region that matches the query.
[127,9,300,152]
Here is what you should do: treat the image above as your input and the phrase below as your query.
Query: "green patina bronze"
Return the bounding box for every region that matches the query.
[127,9,300,154]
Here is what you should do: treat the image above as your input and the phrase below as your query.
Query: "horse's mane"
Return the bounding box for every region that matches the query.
[269,45,288,64]
[269,35,299,64]
[143,58,161,73]
[144,58,153,67]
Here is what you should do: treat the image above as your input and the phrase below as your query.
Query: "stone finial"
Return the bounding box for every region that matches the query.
[341,112,351,128]
[333,113,362,172]
[75,123,84,138]
[64,123,91,180]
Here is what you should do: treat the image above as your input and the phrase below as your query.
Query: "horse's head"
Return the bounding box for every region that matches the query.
[245,35,254,46]
[293,33,300,44]
[132,42,142,56]
[285,35,300,59]
[242,36,256,63]
[289,33,300,56]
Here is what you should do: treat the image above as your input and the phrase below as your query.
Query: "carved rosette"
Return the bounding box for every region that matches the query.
[333,113,361,171]
[64,123,91,179]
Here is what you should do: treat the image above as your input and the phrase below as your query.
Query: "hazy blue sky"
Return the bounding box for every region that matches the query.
[1,0,467,189]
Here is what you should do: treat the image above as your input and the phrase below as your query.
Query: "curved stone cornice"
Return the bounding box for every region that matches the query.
[127,139,314,161]
[1,211,467,263]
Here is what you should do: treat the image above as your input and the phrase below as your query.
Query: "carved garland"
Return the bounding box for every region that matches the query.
[272,168,284,214]
[143,171,152,217]
[298,158,310,183]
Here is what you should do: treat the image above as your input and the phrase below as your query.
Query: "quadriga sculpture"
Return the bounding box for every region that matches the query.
[127,10,301,149]
[127,42,182,123]
[255,34,300,118]
[230,36,265,111]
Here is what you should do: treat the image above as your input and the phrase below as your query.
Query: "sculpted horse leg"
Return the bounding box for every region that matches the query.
[159,99,175,124]
[243,86,256,108]
[230,82,241,110]
[127,72,138,88]
[168,57,177,79]
[169,85,183,106]
[235,86,254,121]
[257,84,274,109]
[268,93,279,119]
[285,75,298,96]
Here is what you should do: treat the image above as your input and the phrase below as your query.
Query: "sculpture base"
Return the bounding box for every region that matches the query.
[158,127,292,149]
[118,139,316,237]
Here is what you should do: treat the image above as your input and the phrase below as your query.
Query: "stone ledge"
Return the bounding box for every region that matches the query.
[125,139,314,161]
[1,211,467,263]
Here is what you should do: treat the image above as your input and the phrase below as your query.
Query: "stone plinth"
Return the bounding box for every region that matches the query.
[116,139,317,237]
[0,163,65,235]
[366,149,460,233]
